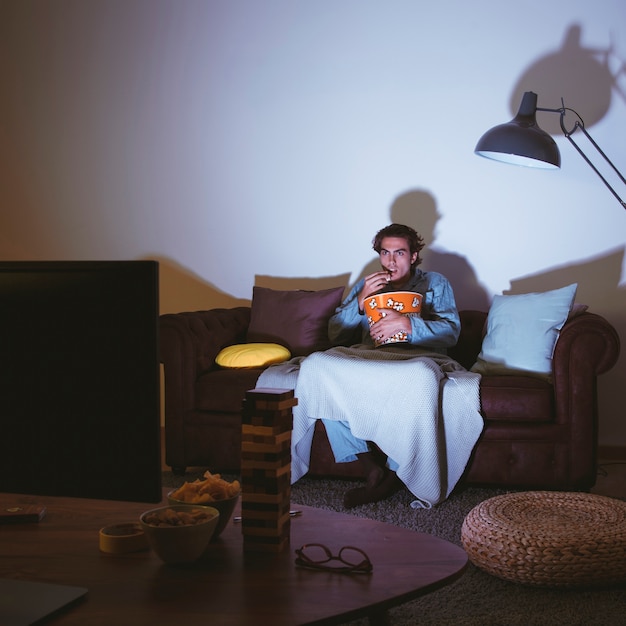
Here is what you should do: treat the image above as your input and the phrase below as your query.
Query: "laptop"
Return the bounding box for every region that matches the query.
[0,578,87,625]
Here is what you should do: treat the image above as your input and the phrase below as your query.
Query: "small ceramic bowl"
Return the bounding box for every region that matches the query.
[364,291,423,345]
[167,490,240,538]
[139,504,219,564]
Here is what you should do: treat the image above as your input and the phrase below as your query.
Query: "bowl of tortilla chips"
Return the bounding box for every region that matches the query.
[167,471,240,538]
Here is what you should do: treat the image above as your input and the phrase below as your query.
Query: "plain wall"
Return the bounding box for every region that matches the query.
[1,0,624,447]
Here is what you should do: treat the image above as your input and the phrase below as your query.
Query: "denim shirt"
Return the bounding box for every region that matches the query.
[328,268,460,352]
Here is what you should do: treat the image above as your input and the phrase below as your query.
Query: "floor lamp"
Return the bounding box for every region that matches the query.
[475,91,626,210]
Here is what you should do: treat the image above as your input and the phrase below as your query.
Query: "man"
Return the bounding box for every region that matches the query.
[258,223,481,510]
[325,223,460,507]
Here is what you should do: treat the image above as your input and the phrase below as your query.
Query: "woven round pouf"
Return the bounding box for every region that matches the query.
[461,491,626,587]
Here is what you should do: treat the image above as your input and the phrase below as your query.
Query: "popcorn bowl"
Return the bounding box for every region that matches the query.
[364,291,422,346]
[139,504,220,564]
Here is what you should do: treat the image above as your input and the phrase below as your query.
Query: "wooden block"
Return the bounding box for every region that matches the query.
[241,457,290,470]
[241,448,291,464]
[252,398,298,411]
[240,464,291,480]
[241,510,291,528]
[241,387,294,555]
[240,503,291,520]
[241,524,289,535]
[241,429,292,445]
[241,435,291,454]
[245,388,294,401]
[244,388,298,412]
[241,519,291,537]
[241,404,295,418]
[241,491,290,505]
[242,423,290,437]
[240,480,287,495]
[240,475,290,495]
[240,409,294,429]
[241,456,290,468]
[242,489,291,504]
[241,501,291,516]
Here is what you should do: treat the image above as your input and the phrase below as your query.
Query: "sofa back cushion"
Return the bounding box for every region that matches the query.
[247,286,345,357]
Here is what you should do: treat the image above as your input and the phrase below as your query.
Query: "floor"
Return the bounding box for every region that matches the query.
[592,458,626,499]
[161,431,626,500]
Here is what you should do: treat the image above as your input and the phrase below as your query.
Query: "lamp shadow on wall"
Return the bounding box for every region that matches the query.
[510,23,626,136]
[354,189,491,312]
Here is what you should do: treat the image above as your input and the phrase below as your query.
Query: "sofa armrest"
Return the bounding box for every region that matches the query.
[553,311,620,420]
[552,311,620,484]
[160,306,252,369]
[159,307,252,461]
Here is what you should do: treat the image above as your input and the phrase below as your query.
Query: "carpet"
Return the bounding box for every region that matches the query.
[162,471,626,625]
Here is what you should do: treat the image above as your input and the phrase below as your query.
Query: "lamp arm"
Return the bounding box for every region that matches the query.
[565,125,626,209]
[537,105,626,209]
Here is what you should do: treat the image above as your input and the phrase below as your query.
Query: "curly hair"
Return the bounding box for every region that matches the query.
[372,223,425,269]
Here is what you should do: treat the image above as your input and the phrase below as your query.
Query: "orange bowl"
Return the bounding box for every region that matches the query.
[364,291,422,345]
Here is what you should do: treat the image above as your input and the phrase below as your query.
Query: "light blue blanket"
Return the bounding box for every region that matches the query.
[258,344,484,508]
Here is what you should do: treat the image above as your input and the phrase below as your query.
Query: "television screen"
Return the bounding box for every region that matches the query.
[0,261,162,503]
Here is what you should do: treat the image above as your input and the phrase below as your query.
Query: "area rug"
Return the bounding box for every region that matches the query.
[162,471,626,625]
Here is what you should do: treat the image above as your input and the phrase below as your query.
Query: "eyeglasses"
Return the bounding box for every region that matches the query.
[294,543,373,574]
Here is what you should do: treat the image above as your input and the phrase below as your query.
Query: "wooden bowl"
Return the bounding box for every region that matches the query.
[139,504,220,564]
[167,490,240,539]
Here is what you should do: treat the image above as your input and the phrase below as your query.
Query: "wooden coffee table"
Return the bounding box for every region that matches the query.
[0,490,467,625]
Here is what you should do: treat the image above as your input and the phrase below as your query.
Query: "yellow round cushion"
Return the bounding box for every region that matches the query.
[215,343,291,369]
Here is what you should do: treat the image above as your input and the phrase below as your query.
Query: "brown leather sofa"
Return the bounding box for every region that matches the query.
[160,307,620,490]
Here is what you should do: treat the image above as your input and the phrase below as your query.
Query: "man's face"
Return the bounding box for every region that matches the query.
[378,236,417,287]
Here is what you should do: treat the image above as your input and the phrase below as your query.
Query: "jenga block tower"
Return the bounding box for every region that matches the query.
[241,387,297,553]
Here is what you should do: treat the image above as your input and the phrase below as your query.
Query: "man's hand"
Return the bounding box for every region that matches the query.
[358,271,391,311]
[369,309,411,344]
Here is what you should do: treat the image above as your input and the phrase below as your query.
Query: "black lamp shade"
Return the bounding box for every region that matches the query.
[475,91,561,169]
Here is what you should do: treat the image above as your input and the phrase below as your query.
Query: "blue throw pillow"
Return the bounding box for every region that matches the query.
[471,283,577,379]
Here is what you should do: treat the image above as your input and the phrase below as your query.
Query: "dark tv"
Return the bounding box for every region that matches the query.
[0,261,162,503]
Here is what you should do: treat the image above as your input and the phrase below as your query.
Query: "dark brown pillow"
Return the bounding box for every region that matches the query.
[247,286,345,357]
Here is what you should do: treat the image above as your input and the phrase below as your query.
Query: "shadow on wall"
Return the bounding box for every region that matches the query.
[510,23,626,136]
[505,246,624,305]
[505,245,625,355]
[254,274,350,295]
[148,256,250,315]
[505,246,625,366]
[151,255,350,314]
[354,189,492,312]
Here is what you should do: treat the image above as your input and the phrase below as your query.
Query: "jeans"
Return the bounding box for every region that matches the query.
[322,419,399,471]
